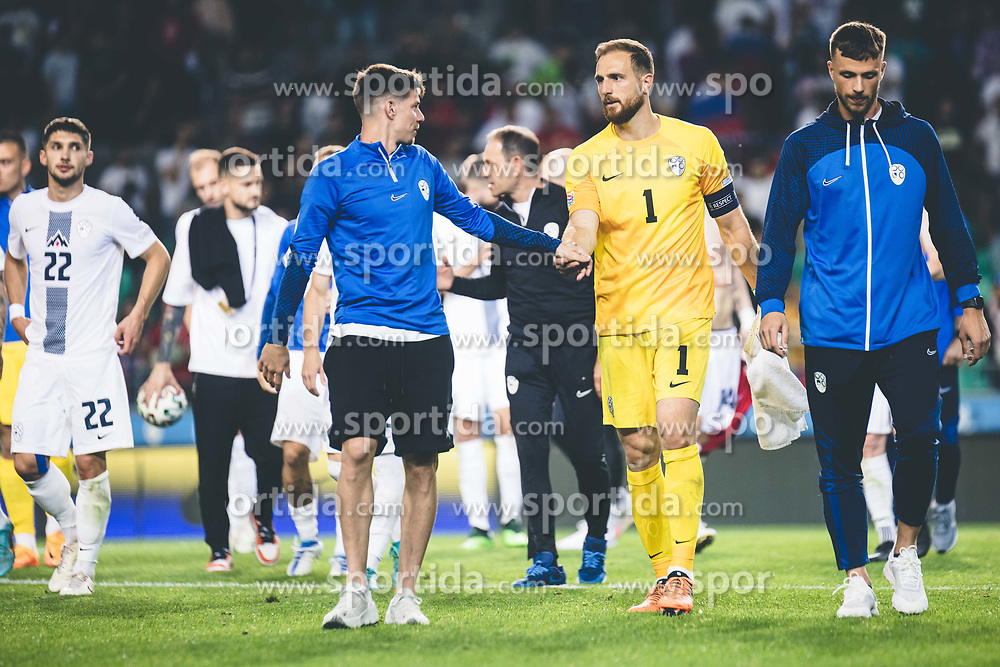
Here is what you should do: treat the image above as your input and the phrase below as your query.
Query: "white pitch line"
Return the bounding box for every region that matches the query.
[0,579,993,592]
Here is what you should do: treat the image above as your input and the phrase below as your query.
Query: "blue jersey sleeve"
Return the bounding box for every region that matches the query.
[258,223,294,358]
[270,173,337,346]
[429,153,560,254]
[758,135,809,315]
[918,121,982,302]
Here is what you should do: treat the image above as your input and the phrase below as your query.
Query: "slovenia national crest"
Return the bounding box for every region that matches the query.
[668,155,686,177]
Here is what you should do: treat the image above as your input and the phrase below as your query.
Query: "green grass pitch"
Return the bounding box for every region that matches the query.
[2,525,997,666]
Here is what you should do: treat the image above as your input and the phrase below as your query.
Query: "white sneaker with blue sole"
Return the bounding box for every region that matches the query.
[287,539,323,577]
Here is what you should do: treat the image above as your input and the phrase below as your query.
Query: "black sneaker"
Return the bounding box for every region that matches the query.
[916,519,931,558]
[868,540,894,562]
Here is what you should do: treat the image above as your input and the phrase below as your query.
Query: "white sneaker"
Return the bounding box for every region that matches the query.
[60,572,95,596]
[385,589,429,625]
[555,520,588,551]
[884,545,928,614]
[287,540,323,577]
[834,573,878,618]
[229,515,256,555]
[328,554,348,577]
[322,582,379,629]
[930,500,958,554]
[48,543,78,593]
[696,520,717,553]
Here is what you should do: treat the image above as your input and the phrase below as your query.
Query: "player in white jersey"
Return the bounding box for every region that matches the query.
[696,212,755,551]
[6,118,170,595]
[433,157,526,549]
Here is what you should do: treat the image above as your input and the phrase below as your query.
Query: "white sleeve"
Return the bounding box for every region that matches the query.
[111,197,157,259]
[161,211,196,307]
[312,239,333,277]
[7,200,26,261]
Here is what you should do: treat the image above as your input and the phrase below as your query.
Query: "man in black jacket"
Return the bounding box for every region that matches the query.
[438,126,611,587]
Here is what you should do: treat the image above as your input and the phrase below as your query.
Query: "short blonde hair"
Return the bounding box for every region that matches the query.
[188,149,222,172]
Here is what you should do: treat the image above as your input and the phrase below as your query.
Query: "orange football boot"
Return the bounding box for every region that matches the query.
[659,575,694,615]
[45,531,66,567]
[13,544,40,568]
[627,578,669,612]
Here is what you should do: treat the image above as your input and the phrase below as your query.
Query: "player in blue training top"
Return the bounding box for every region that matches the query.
[258,63,589,629]
[757,22,991,618]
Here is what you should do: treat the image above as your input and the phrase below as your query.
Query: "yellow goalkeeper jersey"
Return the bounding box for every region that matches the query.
[566,115,737,335]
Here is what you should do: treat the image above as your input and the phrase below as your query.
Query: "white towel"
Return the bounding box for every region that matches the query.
[743,312,810,450]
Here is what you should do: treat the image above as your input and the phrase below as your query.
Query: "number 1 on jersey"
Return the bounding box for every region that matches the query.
[642,189,656,224]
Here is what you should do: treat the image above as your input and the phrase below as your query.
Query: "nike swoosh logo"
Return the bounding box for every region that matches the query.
[391,193,407,201]
[926,348,936,355]
[602,173,623,181]
[939,386,952,394]
[823,176,842,186]
[669,380,690,388]
[649,551,663,559]
[576,389,593,398]
[97,433,109,440]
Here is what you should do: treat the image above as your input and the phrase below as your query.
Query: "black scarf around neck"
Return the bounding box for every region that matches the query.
[189,205,248,309]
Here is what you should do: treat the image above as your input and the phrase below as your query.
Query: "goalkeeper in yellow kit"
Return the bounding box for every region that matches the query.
[557,39,758,615]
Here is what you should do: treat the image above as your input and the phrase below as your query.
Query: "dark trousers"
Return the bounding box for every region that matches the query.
[805,330,941,570]
[935,364,960,504]
[506,341,610,560]
[191,373,282,553]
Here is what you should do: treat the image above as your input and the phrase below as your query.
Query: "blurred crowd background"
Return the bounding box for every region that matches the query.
[2,0,1000,392]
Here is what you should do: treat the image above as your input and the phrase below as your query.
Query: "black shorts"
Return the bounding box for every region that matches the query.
[324,334,454,456]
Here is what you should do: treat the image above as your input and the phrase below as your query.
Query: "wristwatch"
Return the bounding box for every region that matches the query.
[960,295,985,310]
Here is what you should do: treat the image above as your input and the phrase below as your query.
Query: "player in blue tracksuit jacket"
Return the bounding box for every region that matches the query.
[257,64,587,628]
[756,23,990,617]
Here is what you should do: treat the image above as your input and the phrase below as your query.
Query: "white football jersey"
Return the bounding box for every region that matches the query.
[7,186,157,357]
[432,213,508,347]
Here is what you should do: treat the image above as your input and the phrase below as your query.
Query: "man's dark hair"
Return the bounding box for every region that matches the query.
[595,38,654,78]
[218,147,259,179]
[487,125,541,163]
[0,130,27,157]
[829,22,886,62]
[42,117,91,150]
[352,64,425,116]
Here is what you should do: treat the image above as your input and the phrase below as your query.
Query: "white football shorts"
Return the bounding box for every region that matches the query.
[11,350,134,457]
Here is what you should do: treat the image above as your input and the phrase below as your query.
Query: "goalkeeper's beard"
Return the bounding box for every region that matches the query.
[603,91,644,125]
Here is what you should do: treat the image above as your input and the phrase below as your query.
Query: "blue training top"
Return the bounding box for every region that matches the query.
[259,220,330,357]
[757,99,981,351]
[0,186,32,343]
[269,137,560,344]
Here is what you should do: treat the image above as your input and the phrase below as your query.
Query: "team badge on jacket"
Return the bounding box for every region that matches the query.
[506,375,519,394]
[419,179,430,201]
[814,372,827,393]
[889,163,906,185]
[668,156,686,177]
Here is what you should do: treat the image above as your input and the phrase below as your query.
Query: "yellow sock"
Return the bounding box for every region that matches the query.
[0,457,36,539]
[627,463,672,579]
[662,446,704,572]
